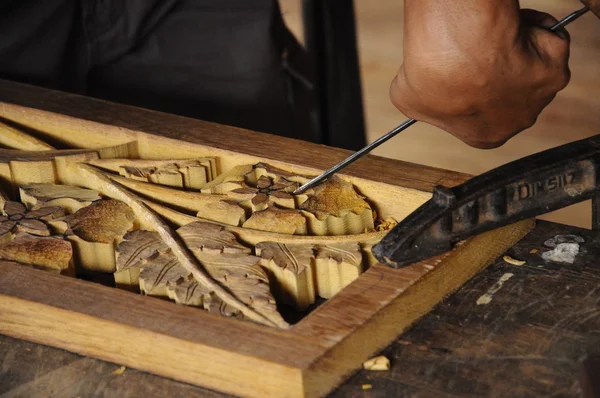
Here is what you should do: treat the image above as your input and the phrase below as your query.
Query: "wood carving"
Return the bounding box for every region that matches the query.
[256,241,363,310]
[20,183,101,214]
[88,157,218,189]
[62,199,136,273]
[200,163,376,235]
[0,116,393,328]
[116,222,286,326]
[0,233,72,274]
[0,194,73,274]
[0,200,64,242]
[0,84,536,398]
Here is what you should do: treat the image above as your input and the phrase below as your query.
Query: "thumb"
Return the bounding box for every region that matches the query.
[520,9,571,64]
[520,8,570,40]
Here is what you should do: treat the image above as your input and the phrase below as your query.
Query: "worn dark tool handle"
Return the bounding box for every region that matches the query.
[373,134,600,268]
[582,0,600,18]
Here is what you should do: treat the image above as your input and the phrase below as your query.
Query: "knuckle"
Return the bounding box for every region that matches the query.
[521,113,539,130]
[558,67,571,90]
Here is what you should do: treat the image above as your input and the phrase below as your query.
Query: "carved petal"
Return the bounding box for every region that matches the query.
[0,221,17,242]
[0,233,72,270]
[300,175,372,220]
[251,193,269,208]
[269,190,293,200]
[230,187,258,196]
[243,207,307,235]
[3,201,25,216]
[17,219,50,236]
[65,199,135,243]
[229,186,259,203]
[256,176,272,189]
[268,190,295,209]
[20,184,101,212]
[271,180,296,192]
[26,206,65,221]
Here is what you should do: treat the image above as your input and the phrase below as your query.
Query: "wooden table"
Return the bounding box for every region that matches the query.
[1,220,599,397]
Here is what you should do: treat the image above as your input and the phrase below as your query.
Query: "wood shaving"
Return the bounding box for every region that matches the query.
[503,255,526,266]
[112,366,126,375]
[362,384,373,390]
[363,355,390,371]
[530,249,539,254]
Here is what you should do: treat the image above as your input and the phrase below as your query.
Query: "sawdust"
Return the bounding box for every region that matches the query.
[503,255,526,266]
[363,355,390,371]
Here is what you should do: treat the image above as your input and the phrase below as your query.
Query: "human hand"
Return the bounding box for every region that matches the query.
[390,2,571,148]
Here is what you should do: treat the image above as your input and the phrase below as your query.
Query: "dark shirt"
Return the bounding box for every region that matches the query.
[0,0,316,141]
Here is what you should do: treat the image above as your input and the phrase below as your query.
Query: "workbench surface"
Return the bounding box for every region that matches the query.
[1,220,598,397]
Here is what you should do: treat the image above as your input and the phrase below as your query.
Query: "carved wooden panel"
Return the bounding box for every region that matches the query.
[0,119,400,328]
[0,82,535,398]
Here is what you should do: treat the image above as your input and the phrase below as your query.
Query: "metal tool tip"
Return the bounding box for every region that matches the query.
[293,174,328,195]
[292,184,310,195]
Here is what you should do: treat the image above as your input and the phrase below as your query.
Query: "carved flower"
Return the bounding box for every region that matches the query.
[229,175,297,210]
[0,201,64,242]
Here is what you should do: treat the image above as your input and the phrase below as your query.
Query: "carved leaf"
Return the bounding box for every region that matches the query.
[116,221,285,325]
[116,230,167,271]
[20,183,101,213]
[78,163,285,328]
[242,207,307,235]
[107,175,247,227]
[300,176,375,235]
[177,222,251,254]
[314,242,364,298]
[64,199,135,243]
[256,241,364,309]
[255,242,315,310]
[88,157,217,189]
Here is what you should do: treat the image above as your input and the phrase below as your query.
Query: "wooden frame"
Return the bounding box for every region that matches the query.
[0,81,534,397]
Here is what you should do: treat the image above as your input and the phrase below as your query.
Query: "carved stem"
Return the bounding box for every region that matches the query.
[75,163,288,329]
